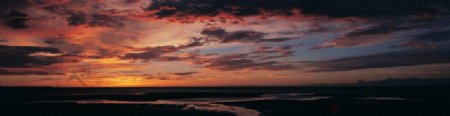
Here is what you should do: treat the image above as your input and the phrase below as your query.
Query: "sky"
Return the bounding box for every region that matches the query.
[0,0,449,87]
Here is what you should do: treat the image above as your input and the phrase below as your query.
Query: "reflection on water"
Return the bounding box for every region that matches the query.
[184,103,260,116]
[261,93,331,101]
[74,93,331,116]
[76,100,261,116]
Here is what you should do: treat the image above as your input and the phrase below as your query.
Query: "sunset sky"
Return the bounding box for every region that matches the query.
[1,0,449,87]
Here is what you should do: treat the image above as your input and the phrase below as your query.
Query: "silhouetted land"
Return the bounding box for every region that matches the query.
[1,86,450,116]
[223,98,450,116]
[1,103,234,116]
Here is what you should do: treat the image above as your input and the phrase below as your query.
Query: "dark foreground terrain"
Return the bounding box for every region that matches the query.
[1,86,450,116]
[0,103,233,116]
[223,99,450,116]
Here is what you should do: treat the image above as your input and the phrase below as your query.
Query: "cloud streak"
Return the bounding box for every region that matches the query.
[301,49,450,72]
[0,45,63,68]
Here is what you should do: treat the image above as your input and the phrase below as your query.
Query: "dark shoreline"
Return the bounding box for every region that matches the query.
[2,86,450,116]
[0,102,234,116]
[222,99,450,116]
[2,85,450,101]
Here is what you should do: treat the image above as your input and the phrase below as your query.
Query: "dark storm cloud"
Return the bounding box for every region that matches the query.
[44,5,125,28]
[414,29,450,42]
[295,0,449,18]
[0,0,33,29]
[171,71,199,76]
[201,27,227,38]
[2,10,30,29]
[134,73,198,80]
[200,27,291,43]
[0,68,64,75]
[194,54,296,71]
[123,36,298,71]
[312,16,450,49]
[138,74,171,80]
[147,0,450,49]
[147,0,449,18]
[222,31,266,43]
[251,45,296,61]
[389,41,437,49]
[43,38,84,53]
[123,44,297,72]
[0,0,29,14]
[88,14,125,28]
[122,38,203,61]
[66,13,125,28]
[348,16,450,36]
[122,50,197,61]
[0,45,63,68]
[66,11,87,26]
[202,58,295,71]
[347,21,413,36]
[312,35,392,49]
[302,49,450,72]
[122,46,175,60]
[122,43,198,61]
[258,37,294,42]
[201,27,268,43]
[388,28,450,49]
[124,0,141,4]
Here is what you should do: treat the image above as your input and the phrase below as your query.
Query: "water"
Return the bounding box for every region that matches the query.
[29,93,332,116]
